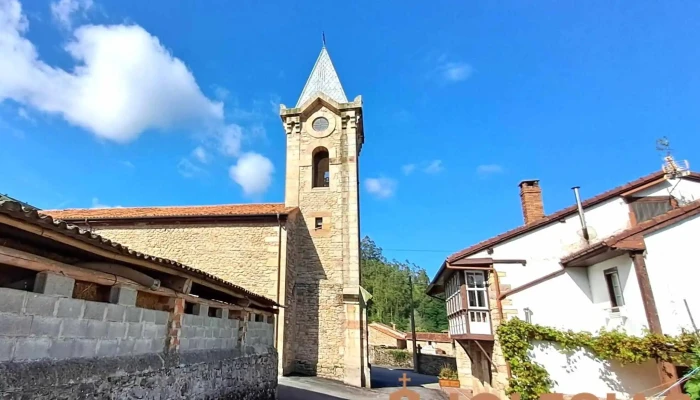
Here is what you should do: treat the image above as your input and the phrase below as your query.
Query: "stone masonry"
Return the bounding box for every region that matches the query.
[90,222,282,300]
[281,91,367,386]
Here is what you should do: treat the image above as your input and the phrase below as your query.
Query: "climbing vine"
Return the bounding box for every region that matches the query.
[496,318,699,400]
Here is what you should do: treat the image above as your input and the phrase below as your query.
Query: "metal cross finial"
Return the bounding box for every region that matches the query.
[398,373,411,388]
[322,31,326,47]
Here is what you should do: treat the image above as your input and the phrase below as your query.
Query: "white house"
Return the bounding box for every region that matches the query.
[427,163,700,398]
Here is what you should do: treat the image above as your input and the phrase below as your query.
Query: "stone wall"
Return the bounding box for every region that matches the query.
[88,222,282,300]
[0,349,277,399]
[370,346,413,369]
[417,353,457,376]
[286,207,345,379]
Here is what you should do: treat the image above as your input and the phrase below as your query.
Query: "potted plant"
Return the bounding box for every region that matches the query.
[438,365,460,388]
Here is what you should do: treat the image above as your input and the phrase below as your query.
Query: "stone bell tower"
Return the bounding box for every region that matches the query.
[279,44,368,387]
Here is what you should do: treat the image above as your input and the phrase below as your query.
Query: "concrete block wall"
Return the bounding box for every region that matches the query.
[246,320,274,347]
[0,287,168,362]
[179,313,239,352]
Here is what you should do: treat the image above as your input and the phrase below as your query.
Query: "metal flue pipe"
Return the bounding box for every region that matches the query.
[572,186,590,242]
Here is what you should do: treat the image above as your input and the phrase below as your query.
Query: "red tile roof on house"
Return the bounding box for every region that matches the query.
[446,171,700,263]
[409,332,452,343]
[44,203,297,221]
[369,322,406,340]
[369,323,452,342]
[561,199,700,265]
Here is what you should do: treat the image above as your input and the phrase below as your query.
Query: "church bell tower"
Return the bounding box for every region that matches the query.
[279,44,368,387]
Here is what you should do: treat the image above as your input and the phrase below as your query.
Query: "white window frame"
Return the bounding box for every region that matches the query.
[464,270,489,310]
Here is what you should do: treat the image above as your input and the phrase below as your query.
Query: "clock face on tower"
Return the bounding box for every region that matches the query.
[306,110,335,138]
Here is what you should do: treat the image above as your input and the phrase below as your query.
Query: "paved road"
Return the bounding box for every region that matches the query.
[278,367,447,400]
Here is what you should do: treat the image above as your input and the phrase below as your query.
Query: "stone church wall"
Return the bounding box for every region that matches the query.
[88,222,282,300]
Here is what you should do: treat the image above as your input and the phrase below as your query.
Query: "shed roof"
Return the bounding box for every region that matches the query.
[0,200,280,309]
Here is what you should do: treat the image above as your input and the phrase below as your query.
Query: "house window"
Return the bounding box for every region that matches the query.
[628,197,674,224]
[315,217,323,230]
[465,270,488,309]
[604,267,625,309]
[445,272,462,316]
[312,148,330,188]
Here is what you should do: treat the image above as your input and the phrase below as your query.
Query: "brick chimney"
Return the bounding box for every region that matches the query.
[519,179,545,224]
[391,323,396,330]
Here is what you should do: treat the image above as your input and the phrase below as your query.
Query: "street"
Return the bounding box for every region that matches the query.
[278,367,448,400]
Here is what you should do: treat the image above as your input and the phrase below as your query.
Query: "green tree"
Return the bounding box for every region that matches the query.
[360,236,448,333]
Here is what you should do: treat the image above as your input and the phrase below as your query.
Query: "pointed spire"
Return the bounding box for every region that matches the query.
[296,45,348,107]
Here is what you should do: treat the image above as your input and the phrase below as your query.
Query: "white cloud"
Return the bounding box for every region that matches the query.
[269,94,281,115]
[120,160,134,168]
[364,177,396,199]
[177,158,204,178]
[476,164,504,177]
[17,106,32,121]
[228,152,274,196]
[433,53,473,83]
[0,0,223,143]
[219,124,242,157]
[440,62,473,82]
[424,160,443,174]
[402,160,443,175]
[212,85,229,101]
[192,146,208,164]
[91,197,121,208]
[50,0,93,29]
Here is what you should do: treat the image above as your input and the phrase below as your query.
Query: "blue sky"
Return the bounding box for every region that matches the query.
[2,0,700,277]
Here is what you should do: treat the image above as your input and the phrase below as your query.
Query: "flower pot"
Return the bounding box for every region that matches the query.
[438,379,460,388]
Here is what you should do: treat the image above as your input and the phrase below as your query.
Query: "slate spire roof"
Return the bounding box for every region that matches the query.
[296,45,348,107]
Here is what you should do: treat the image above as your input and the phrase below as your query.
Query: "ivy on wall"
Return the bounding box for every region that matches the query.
[496,318,699,400]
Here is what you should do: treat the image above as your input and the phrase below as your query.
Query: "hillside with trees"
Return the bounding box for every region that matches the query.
[360,236,448,333]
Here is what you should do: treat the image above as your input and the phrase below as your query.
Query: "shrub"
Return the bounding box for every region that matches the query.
[438,365,458,380]
[388,349,410,363]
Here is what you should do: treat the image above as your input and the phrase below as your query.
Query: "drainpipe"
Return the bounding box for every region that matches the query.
[572,186,590,242]
[274,213,282,349]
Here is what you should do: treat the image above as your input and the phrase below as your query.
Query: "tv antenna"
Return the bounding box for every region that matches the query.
[657,137,690,179]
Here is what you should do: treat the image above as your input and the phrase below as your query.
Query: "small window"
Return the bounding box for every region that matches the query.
[604,268,625,309]
[629,197,674,224]
[465,270,488,309]
[312,148,330,188]
[315,217,323,230]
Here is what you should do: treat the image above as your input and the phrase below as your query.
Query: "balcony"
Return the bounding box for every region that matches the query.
[445,270,494,340]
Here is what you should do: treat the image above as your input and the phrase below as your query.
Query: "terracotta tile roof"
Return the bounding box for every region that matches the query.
[43,203,297,221]
[0,200,280,309]
[561,199,700,265]
[369,322,452,343]
[410,332,452,343]
[369,322,406,340]
[446,171,700,263]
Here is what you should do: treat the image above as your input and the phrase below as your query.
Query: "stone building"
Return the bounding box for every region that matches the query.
[45,45,370,387]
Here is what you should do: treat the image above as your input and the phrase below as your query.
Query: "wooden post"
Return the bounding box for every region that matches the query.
[408,274,418,372]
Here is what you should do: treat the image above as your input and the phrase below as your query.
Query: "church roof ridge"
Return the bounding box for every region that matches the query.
[296,46,348,107]
[43,202,296,221]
